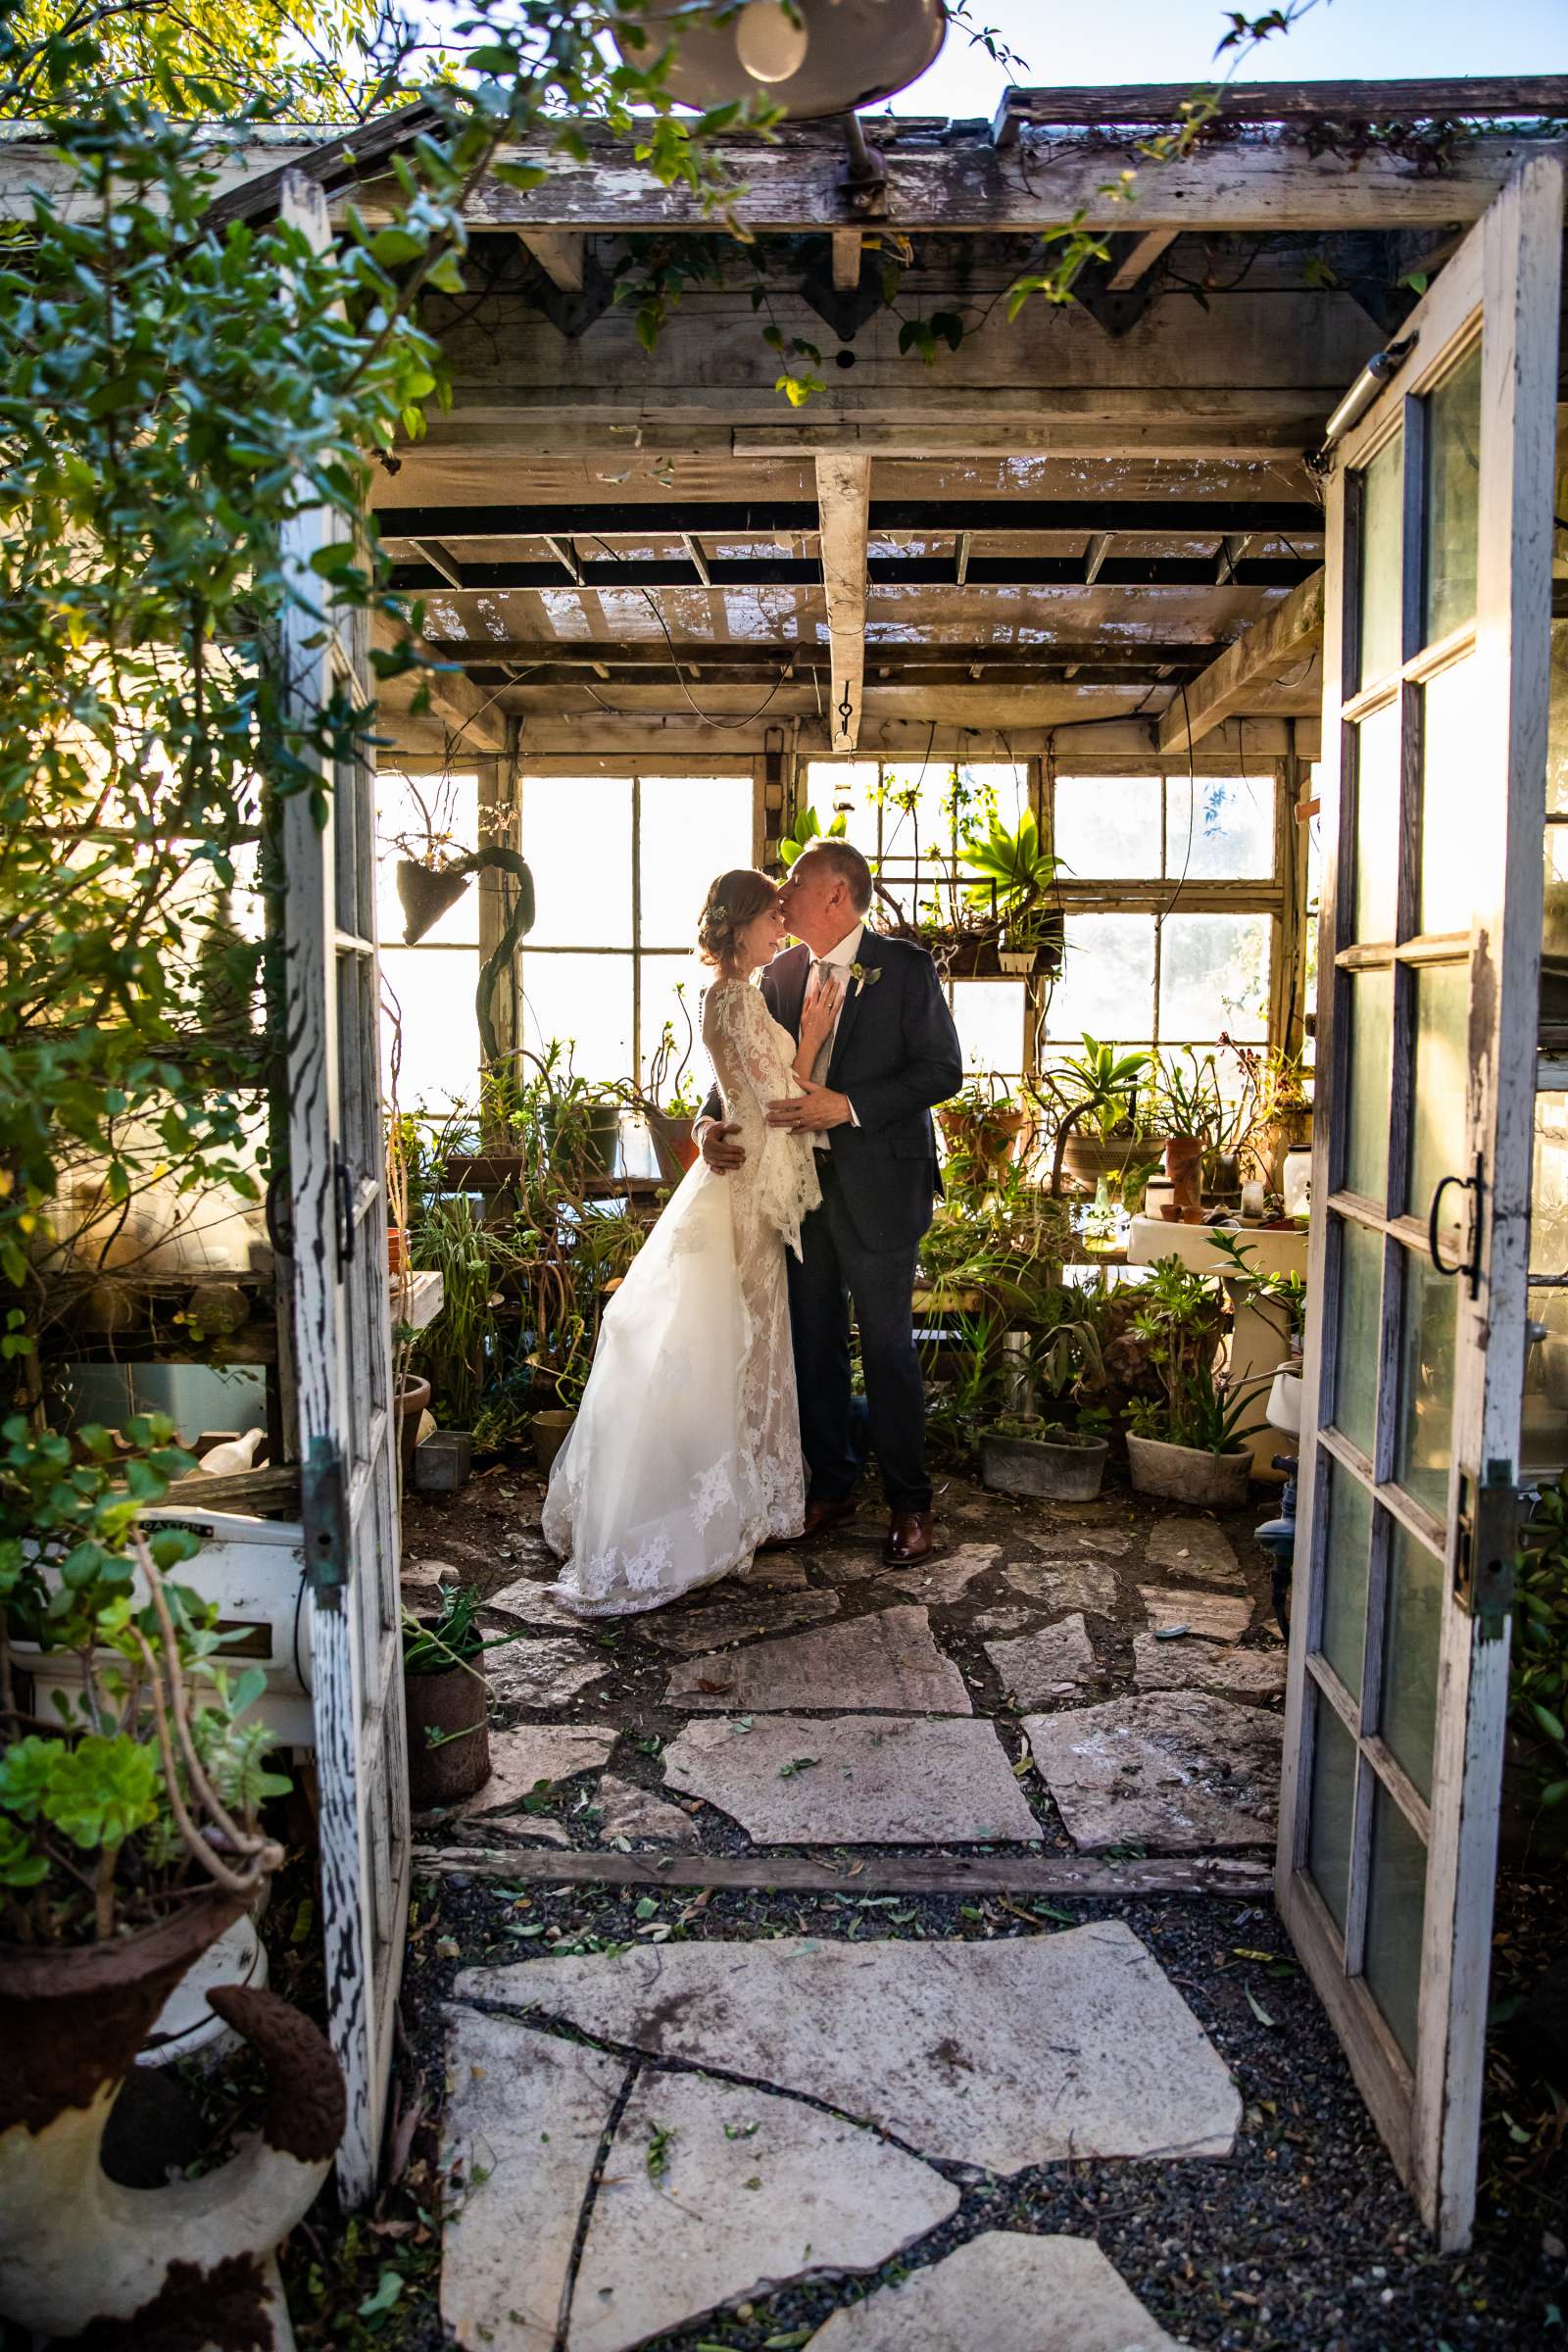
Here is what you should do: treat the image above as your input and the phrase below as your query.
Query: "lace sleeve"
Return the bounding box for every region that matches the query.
[703,980,799,1115]
[703,983,820,1257]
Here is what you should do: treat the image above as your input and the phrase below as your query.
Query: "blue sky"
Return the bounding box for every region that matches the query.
[891,0,1568,118]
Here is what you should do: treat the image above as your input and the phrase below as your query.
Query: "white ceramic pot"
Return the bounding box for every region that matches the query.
[1266,1369,1304,1436]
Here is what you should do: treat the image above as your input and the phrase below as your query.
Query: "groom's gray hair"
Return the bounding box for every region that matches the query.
[807,840,873,912]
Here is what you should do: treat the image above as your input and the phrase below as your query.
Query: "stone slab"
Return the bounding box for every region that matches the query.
[639,1590,840,1656]
[462,1725,617,1819]
[1138,1586,1252,1643]
[484,1575,607,1634]
[1145,1516,1244,1586]
[665,1607,971,1714]
[984,1614,1098,1706]
[441,2008,624,2351]
[749,1555,810,1589]
[1133,1632,1287,1701]
[1023,1692,1280,1853]
[463,1919,1239,2173]
[1004,1561,1121,1618]
[662,1715,1041,1845]
[884,1544,1000,1607]
[596,1774,700,1849]
[568,2065,958,2352]
[486,1638,612,1710]
[805,2231,1186,2351]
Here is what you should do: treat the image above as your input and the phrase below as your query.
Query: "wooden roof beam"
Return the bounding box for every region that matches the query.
[372,616,511,757]
[517,230,585,292]
[374,498,1326,540]
[1106,229,1177,292]
[1156,566,1325,755]
[815,452,869,754]
[993,76,1568,142]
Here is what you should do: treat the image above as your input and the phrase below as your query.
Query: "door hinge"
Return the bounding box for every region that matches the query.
[1454,1458,1518,1642]
[301,1433,349,1607]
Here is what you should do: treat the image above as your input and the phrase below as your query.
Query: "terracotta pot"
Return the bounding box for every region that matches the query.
[0,1889,343,2343]
[405,1651,491,1808]
[646,1108,702,1182]
[387,1225,406,1274]
[982,1430,1108,1501]
[394,1371,432,1481]
[1163,1134,1204,1216]
[939,1103,1027,1172]
[1127,1431,1250,1508]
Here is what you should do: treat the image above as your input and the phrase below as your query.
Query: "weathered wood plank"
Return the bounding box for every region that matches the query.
[415,1846,1276,1897]
[994,77,1568,137]
[1157,567,1325,753]
[831,227,861,292]
[374,496,1326,539]
[1106,228,1177,291]
[518,229,584,291]
[372,615,511,756]
[816,451,869,752]
[442,132,1540,236]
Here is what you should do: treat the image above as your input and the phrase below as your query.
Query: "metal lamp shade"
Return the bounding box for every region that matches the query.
[619,0,947,122]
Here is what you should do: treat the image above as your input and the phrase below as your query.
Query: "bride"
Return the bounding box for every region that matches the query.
[542,869,844,1616]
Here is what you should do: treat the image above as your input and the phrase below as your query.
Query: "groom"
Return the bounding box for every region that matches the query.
[696,841,962,1564]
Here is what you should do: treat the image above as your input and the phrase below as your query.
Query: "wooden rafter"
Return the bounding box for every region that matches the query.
[517,229,584,291]
[815,452,869,753]
[1156,567,1325,754]
[1106,229,1177,291]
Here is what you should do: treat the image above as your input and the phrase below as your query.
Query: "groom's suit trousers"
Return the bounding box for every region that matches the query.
[787,1157,930,1515]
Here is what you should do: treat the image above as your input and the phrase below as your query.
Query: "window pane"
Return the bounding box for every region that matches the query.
[1357,429,1403,690]
[1406,961,1470,1237]
[1396,1250,1457,1521]
[1364,1779,1427,2067]
[640,775,752,944]
[805,762,880,858]
[1352,699,1401,944]
[1335,1217,1383,1461]
[376,770,480,947]
[1307,1693,1358,1937]
[1381,1522,1443,1801]
[1165,776,1274,882]
[952,981,1025,1079]
[380,946,479,1111]
[642,955,712,1102]
[1158,912,1270,1041]
[523,775,633,948]
[1346,970,1394,1203]
[1423,340,1482,648]
[1320,1456,1372,1699]
[1054,774,1161,881]
[1420,662,1482,935]
[519,952,634,1083]
[1044,914,1155,1045]
[958,761,1029,834]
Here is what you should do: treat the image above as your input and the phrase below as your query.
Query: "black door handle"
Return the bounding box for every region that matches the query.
[1427,1155,1483,1299]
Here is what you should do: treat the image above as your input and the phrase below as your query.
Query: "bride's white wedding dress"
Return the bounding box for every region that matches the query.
[541,977,822,1616]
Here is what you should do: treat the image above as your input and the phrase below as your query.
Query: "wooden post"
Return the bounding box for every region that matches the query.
[815,452,870,754]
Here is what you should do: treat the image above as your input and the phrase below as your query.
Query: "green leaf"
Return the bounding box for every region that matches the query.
[357,2270,404,2318]
[1532,1702,1566,1744]
[40,1735,159,1850]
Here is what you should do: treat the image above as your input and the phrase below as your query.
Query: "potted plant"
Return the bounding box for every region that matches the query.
[983,1407,1112,1501]
[542,1075,626,1181]
[0,1419,343,2340]
[1122,1255,1266,1506]
[937,1073,1031,1179]
[641,988,705,1181]
[779,803,849,866]
[1028,1037,1156,1200]
[403,1586,493,1809]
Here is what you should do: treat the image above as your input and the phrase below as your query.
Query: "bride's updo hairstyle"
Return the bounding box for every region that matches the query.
[697,868,777,970]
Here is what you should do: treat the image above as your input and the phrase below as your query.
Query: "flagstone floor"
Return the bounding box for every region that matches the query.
[402,1468,1300,2350]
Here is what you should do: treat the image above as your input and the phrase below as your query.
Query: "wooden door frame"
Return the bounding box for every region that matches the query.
[1276,149,1564,2249]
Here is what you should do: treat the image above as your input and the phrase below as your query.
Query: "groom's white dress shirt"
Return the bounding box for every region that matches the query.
[807,920,864,1146]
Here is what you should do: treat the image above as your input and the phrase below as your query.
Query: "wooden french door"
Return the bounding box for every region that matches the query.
[278,171,411,2207]
[1277,151,1563,2250]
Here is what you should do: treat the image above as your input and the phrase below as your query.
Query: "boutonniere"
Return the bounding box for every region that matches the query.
[848,960,883,997]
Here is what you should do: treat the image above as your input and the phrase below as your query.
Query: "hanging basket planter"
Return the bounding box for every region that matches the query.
[395,858,470,945]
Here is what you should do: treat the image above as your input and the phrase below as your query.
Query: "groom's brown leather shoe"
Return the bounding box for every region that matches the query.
[883,1510,934,1565]
[760,1496,856,1550]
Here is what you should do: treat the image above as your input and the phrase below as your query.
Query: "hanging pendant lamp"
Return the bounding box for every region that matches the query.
[617,0,947,122]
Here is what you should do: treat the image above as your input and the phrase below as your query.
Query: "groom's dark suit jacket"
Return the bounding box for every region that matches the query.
[699,930,963,1253]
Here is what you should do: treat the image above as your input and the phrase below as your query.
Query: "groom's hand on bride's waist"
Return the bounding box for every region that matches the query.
[768,1082,853,1133]
[699,1120,747,1172]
